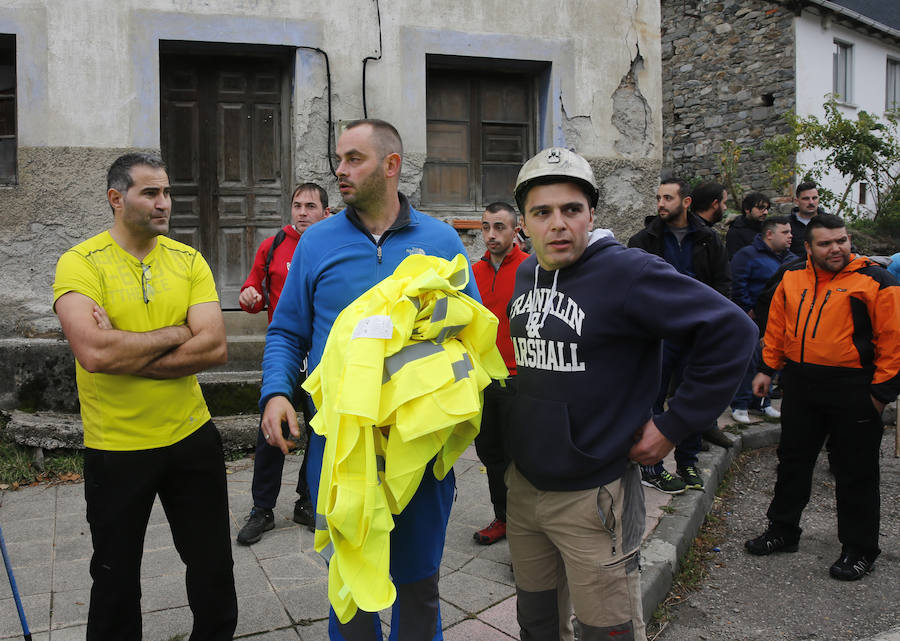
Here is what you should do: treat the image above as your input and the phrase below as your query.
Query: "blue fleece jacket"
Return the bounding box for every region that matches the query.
[507,232,757,491]
[730,234,797,312]
[260,195,480,408]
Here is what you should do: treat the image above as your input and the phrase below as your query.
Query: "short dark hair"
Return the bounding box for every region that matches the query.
[691,182,726,212]
[107,152,166,194]
[484,201,517,225]
[660,177,691,199]
[292,182,328,209]
[805,213,845,242]
[796,181,818,197]
[343,118,403,158]
[761,215,789,235]
[741,191,770,214]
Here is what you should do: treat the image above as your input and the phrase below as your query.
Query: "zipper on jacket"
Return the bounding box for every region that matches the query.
[377,244,382,264]
[811,290,832,338]
[799,272,819,364]
[793,290,807,337]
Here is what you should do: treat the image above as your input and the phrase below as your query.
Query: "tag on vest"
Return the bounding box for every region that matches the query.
[352,315,394,340]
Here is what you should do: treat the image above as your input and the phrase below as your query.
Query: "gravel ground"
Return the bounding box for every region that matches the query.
[654,427,900,641]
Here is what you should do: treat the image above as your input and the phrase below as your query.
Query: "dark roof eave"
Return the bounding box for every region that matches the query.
[803,0,900,41]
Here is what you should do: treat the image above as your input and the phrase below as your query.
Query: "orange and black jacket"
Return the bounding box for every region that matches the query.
[760,254,900,403]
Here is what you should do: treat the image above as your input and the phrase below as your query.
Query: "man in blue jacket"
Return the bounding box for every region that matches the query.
[506,148,756,641]
[729,216,796,423]
[258,119,480,641]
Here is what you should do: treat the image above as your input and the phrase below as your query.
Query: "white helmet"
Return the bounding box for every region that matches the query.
[514,147,599,213]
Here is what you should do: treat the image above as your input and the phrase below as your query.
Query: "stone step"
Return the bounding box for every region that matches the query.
[223,309,267,336]
[197,370,262,415]
[215,335,266,373]
[2,410,278,453]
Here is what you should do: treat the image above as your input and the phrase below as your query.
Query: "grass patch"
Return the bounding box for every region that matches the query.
[0,439,84,488]
[646,454,746,640]
[0,415,84,488]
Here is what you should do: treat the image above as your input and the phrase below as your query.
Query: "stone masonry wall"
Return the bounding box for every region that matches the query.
[661,0,796,195]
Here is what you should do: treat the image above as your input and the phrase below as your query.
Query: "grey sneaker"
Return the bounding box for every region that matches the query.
[641,469,687,494]
[237,507,274,545]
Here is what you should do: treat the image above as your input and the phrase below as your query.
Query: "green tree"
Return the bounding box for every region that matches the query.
[763,98,900,227]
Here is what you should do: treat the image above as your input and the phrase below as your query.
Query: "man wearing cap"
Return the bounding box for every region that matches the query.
[505,148,756,640]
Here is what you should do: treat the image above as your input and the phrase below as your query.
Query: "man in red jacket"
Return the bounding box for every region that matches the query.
[239,183,331,321]
[236,182,329,545]
[472,201,529,544]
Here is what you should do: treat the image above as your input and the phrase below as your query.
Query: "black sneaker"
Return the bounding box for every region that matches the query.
[293,499,316,532]
[236,507,275,545]
[744,529,799,556]
[829,549,877,581]
[641,469,687,494]
[677,465,704,490]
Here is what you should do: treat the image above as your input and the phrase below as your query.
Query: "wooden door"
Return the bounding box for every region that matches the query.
[160,52,291,308]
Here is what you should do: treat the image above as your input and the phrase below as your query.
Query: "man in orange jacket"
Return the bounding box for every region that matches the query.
[746,214,900,581]
[471,202,529,544]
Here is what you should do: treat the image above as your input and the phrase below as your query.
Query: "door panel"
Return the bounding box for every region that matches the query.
[161,52,291,309]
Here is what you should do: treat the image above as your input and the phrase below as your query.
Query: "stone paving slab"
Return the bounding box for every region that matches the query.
[0,415,842,641]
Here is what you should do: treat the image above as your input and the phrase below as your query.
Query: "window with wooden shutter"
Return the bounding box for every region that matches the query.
[0,35,16,185]
[424,67,536,208]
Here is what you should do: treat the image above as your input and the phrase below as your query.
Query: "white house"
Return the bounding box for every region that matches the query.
[795,0,900,215]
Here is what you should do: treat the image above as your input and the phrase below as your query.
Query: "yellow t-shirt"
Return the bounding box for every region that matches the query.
[52,231,218,451]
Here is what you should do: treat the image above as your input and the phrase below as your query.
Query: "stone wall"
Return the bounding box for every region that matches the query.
[661,0,796,195]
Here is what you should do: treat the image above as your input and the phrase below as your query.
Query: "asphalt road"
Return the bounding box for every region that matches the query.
[653,428,900,641]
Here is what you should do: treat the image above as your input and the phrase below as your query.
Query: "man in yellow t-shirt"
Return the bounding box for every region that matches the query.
[52,153,236,641]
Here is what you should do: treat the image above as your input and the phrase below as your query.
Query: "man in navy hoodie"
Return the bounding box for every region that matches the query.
[505,148,756,641]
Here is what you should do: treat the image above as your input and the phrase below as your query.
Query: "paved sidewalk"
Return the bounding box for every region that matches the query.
[4,413,874,641]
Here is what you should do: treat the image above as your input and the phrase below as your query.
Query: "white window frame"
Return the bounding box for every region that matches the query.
[887,57,900,112]
[833,40,853,104]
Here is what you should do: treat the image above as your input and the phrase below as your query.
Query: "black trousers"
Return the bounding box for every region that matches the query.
[474,377,517,522]
[251,382,313,510]
[767,370,884,555]
[84,421,238,641]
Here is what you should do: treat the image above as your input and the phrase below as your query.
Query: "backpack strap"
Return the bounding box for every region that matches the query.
[262,229,287,308]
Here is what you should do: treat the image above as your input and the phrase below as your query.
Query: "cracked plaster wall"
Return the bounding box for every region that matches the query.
[0,0,663,408]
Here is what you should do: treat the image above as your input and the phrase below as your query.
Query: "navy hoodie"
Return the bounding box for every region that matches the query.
[507,231,757,491]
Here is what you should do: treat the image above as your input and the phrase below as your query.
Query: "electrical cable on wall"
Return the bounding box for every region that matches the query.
[299,46,337,177]
[362,0,383,118]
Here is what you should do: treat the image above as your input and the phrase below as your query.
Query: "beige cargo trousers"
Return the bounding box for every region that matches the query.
[506,462,647,641]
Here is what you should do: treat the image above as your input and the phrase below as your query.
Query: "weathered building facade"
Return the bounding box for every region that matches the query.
[662,0,900,210]
[0,1,663,409]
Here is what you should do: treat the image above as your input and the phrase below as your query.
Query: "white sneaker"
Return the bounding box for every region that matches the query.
[763,406,781,419]
[731,409,751,424]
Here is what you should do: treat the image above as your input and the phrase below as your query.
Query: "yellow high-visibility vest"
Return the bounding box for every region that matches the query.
[303,253,508,622]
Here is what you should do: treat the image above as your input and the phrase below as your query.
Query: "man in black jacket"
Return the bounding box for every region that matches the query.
[788,181,826,260]
[628,179,732,493]
[726,191,771,258]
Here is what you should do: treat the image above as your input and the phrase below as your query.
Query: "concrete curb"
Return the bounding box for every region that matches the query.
[639,421,782,622]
